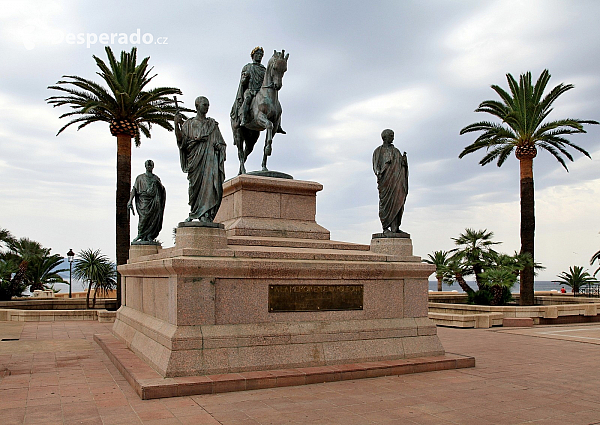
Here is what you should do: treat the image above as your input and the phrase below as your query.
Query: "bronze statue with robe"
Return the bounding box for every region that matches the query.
[127,159,166,244]
[175,96,226,223]
[373,129,408,234]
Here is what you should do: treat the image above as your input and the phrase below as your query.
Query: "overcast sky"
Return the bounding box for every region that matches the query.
[1,0,600,283]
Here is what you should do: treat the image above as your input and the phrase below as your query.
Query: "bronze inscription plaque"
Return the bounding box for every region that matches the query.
[269,284,364,312]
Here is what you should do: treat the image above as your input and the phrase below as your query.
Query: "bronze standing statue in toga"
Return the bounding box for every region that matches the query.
[175,96,226,223]
[373,129,409,236]
[128,159,166,244]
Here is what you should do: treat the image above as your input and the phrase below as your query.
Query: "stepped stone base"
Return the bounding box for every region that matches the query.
[96,333,473,400]
[112,175,443,379]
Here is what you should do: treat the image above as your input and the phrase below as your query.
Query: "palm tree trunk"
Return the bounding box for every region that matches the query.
[92,286,98,309]
[437,276,443,291]
[115,134,132,308]
[519,157,535,306]
[455,273,475,296]
[86,281,92,309]
[473,265,484,290]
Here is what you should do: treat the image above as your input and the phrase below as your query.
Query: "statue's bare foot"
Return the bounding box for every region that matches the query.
[184,217,192,222]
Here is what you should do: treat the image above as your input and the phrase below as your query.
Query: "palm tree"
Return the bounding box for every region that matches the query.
[0,259,20,301]
[26,254,67,292]
[459,70,598,305]
[478,267,518,306]
[6,237,46,290]
[441,256,476,296]
[553,266,598,294]
[0,228,15,249]
[46,46,184,307]
[73,248,116,308]
[451,228,499,290]
[423,250,451,291]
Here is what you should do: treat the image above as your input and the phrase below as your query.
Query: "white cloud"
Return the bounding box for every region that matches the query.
[441,0,570,85]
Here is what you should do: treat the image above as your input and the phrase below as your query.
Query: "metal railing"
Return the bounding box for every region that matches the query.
[575,285,600,298]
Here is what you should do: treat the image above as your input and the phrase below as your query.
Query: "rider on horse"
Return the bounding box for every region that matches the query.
[231,46,285,133]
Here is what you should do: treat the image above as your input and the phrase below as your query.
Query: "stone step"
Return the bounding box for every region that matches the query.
[227,236,370,251]
[228,244,391,262]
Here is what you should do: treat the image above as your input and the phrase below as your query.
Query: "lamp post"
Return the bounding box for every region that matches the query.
[67,249,75,298]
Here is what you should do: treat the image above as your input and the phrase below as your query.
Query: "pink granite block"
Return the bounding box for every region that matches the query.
[176,277,215,326]
[363,280,404,320]
[142,278,156,317]
[370,237,414,257]
[239,190,281,219]
[403,279,428,318]
[129,244,160,261]
[235,341,324,371]
[323,338,405,364]
[167,349,209,377]
[125,277,142,311]
[175,226,228,250]
[280,193,316,221]
[217,192,233,222]
[153,278,170,322]
[403,335,445,358]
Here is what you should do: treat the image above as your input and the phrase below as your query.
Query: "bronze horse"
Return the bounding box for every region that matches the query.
[231,50,289,175]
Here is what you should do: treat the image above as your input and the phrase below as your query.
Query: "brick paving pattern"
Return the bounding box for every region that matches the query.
[1,321,600,424]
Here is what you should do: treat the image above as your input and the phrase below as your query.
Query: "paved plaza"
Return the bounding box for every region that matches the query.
[1,320,600,424]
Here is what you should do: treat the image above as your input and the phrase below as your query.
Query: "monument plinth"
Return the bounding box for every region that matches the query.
[113,175,443,378]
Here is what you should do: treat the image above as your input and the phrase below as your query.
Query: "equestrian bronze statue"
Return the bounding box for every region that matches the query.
[231,48,289,175]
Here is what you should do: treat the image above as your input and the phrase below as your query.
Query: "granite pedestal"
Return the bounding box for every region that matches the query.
[112,175,443,378]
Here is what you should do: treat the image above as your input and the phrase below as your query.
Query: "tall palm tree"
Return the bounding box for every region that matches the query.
[459,70,598,306]
[423,250,451,291]
[451,228,499,290]
[46,46,184,307]
[73,248,116,309]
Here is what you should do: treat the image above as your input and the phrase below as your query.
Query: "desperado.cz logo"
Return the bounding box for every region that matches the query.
[22,27,168,50]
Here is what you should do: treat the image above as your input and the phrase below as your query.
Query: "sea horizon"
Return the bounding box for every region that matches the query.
[428,280,562,293]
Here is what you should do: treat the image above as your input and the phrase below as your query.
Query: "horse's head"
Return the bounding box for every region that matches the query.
[265,50,289,90]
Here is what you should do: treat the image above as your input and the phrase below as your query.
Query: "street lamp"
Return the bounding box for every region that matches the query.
[67,249,75,298]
